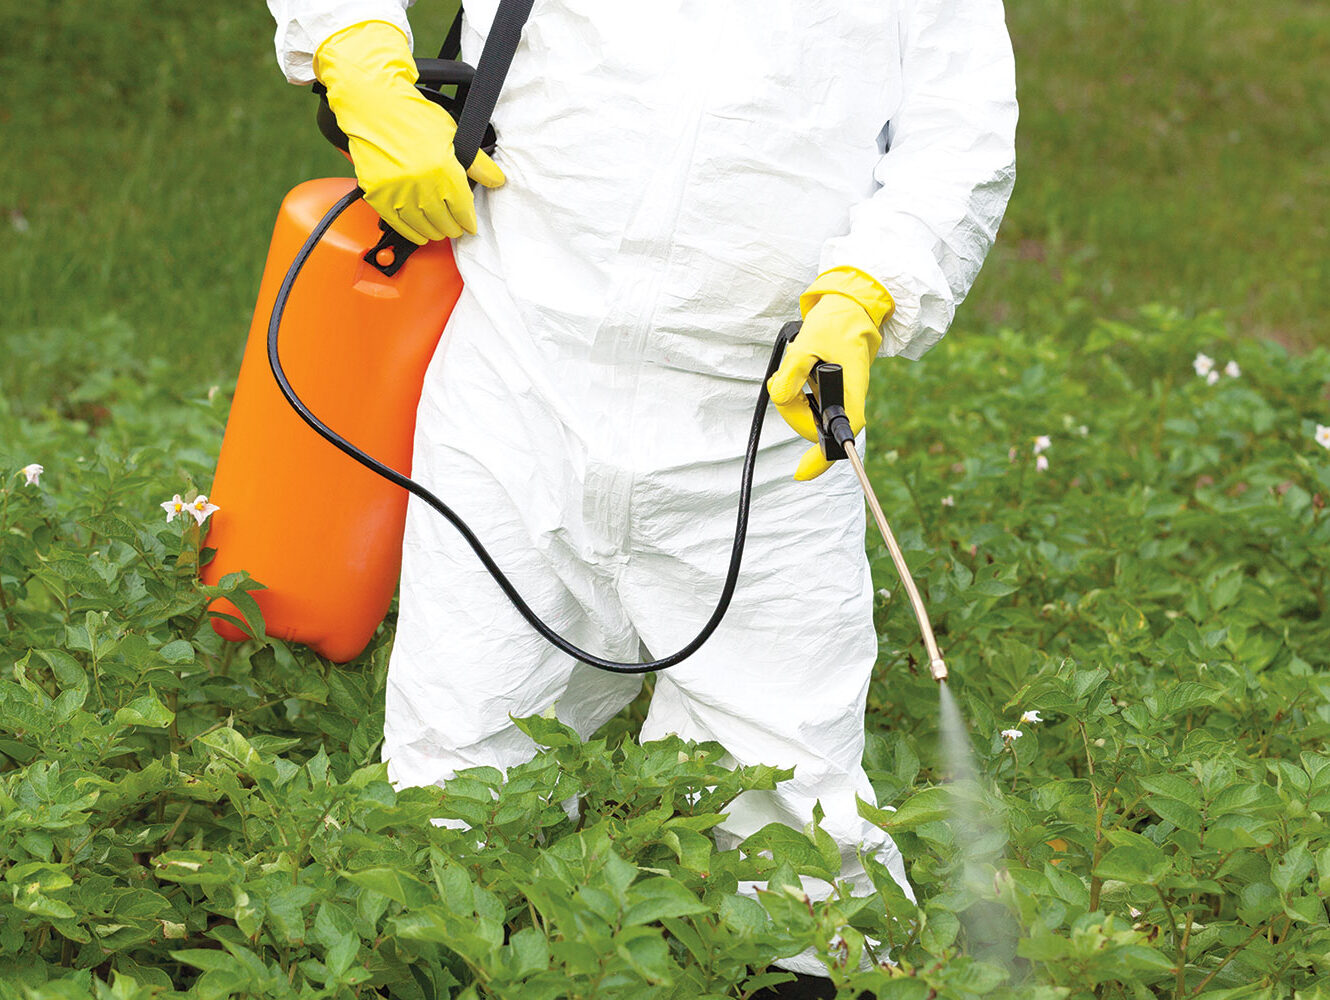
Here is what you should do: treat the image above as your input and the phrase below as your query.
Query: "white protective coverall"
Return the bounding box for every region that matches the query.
[271,0,1016,972]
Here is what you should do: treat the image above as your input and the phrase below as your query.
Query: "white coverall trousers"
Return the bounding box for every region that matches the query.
[269,0,1017,972]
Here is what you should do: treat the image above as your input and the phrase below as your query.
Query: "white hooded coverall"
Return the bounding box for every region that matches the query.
[270,0,1017,973]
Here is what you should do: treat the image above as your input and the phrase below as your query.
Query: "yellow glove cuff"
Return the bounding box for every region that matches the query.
[314,20,417,89]
[798,266,896,328]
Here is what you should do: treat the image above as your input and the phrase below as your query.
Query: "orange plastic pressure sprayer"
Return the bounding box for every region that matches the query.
[202,10,528,662]
[202,178,463,661]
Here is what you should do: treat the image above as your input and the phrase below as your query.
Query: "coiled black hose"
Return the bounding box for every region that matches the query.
[267,187,792,674]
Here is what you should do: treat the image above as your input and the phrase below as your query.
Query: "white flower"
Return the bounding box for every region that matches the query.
[1224,360,1241,379]
[161,495,187,522]
[1193,353,1215,377]
[187,495,220,526]
[1035,454,1049,472]
[1033,435,1051,455]
[1316,425,1330,450]
[1020,710,1044,724]
[19,464,44,486]
[1078,425,1089,437]
[1206,369,1220,386]
[1000,729,1023,742]
[941,495,955,507]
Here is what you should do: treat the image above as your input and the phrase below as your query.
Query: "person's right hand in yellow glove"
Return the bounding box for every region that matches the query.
[767,266,895,481]
[314,21,506,245]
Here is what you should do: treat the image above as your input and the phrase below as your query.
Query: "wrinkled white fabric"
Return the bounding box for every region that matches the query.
[270,0,1015,976]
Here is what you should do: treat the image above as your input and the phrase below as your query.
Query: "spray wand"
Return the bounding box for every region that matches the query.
[782,322,950,683]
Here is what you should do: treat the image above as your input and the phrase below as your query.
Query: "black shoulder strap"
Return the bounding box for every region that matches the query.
[436,8,463,62]
[448,0,536,169]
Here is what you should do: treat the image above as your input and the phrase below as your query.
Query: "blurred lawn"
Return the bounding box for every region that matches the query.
[977,0,1330,350]
[2,0,1327,395]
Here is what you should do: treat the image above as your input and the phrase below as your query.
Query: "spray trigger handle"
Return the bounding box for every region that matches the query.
[805,362,855,462]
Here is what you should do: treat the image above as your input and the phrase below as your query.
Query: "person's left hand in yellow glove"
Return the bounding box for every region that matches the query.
[314,20,506,245]
[767,266,895,481]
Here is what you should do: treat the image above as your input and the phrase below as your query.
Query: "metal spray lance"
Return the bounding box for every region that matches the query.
[779,321,950,683]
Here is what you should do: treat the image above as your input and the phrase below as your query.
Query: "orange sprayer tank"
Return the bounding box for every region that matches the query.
[202,177,463,661]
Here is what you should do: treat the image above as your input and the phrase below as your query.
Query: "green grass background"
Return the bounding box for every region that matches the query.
[2,0,1328,395]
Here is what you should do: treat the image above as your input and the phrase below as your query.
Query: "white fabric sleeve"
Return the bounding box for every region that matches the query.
[267,0,417,84]
[819,0,1018,359]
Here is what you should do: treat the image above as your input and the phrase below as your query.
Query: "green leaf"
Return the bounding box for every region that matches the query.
[197,727,276,780]
[506,926,551,978]
[5,862,73,890]
[920,908,960,951]
[741,823,838,881]
[209,576,269,644]
[1138,773,1201,809]
[157,639,195,665]
[661,826,713,874]
[325,932,359,979]
[152,851,245,887]
[880,786,951,830]
[113,693,174,729]
[11,883,76,919]
[1272,843,1314,896]
[343,867,433,908]
[1118,944,1176,973]
[1095,842,1171,884]
[622,876,709,926]
[1147,796,1203,834]
[614,926,672,984]
[1237,882,1281,924]
[36,650,86,690]
[168,949,241,973]
[1283,893,1326,925]
[719,894,770,936]
[512,714,583,748]
[1316,846,1330,895]
[391,907,453,945]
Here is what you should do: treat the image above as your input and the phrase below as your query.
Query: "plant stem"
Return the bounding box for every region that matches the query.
[1079,721,1105,911]
[1188,919,1269,996]
[180,699,285,748]
[1174,898,1193,999]
[162,802,193,845]
[0,575,16,632]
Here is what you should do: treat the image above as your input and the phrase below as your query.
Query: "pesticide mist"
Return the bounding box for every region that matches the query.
[937,682,1017,966]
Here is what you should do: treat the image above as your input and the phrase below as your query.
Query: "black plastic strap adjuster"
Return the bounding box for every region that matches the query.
[363,221,421,277]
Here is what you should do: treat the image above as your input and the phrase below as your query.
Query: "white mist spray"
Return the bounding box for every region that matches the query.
[937,680,1016,966]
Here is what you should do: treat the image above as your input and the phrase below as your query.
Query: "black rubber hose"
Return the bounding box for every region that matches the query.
[267,188,783,674]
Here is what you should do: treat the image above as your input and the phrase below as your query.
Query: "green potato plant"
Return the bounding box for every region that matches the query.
[1,304,1329,997]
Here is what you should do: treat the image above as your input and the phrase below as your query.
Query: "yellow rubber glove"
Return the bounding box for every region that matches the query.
[767,266,895,481]
[314,21,506,245]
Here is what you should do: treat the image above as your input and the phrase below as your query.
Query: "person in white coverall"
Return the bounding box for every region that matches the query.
[270,0,1015,990]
